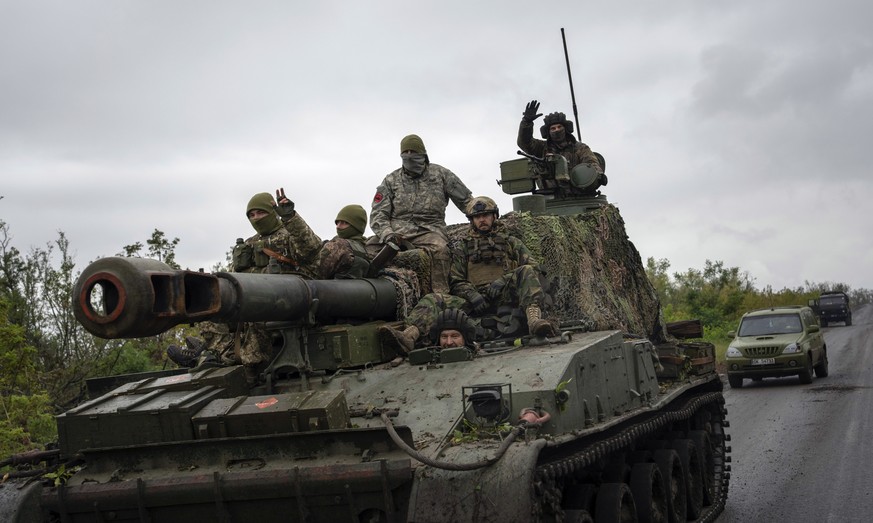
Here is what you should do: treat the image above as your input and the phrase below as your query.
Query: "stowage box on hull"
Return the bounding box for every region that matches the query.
[56,385,229,457]
[192,390,350,438]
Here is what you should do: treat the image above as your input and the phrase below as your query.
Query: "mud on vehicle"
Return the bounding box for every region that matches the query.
[725,305,828,388]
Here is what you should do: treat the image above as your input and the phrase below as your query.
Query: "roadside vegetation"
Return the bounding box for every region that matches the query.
[645,257,872,360]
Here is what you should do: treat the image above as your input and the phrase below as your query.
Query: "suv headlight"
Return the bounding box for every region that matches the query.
[726,346,742,358]
[782,342,801,354]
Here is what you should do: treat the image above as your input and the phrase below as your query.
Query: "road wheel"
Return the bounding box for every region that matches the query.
[688,430,716,506]
[821,318,829,327]
[670,439,704,520]
[652,449,686,523]
[563,483,596,512]
[629,462,668,523]
[846,315,852,326]
[594,483,636,523]
[728,374,743,388]
[815,349,829,377]
[798,355,814,384]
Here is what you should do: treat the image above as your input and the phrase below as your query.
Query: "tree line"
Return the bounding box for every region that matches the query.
[0,220,193,460]
[2,219,870,460]
[646,257,872,343]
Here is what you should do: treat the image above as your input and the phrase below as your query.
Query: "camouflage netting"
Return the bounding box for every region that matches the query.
[446,204,667,342]
[375,249,432,319]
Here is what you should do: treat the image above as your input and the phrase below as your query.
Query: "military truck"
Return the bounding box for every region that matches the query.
[808,291,852,327]
[0,153,730,522]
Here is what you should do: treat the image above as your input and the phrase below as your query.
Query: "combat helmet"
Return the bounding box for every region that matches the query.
[539,112,575,139]
[465,196,499,220]
[428,309,477,346]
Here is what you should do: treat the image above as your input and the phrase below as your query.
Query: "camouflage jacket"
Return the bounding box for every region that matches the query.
[449,224,535,302]
[517,119,603,173]
[233,212,322,279]
[318,234,371,279]
[370,163,472,242]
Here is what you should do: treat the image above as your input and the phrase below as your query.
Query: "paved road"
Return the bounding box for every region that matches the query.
[717,303,873,522]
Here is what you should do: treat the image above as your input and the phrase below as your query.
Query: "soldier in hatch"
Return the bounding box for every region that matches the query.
[367,134,472,294]
[429,309,478,350]
[517,100,606,194]
[379,196,554,353]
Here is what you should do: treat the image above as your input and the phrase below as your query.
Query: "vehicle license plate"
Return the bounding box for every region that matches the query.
[751,358,775,366]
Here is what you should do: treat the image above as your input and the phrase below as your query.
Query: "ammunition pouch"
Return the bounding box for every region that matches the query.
[252,240,269,268]
[232,242,255,271]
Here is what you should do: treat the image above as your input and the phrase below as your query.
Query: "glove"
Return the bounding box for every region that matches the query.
[484,280,506,301]
[274,188,296,219]
[523,100,542,122]
[384,233,405,246]
[468,293,490,315]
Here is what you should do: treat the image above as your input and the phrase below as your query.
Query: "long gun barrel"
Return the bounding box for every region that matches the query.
[73,257,399,339]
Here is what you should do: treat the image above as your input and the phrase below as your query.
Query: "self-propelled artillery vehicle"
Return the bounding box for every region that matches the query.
[1,155,730,523]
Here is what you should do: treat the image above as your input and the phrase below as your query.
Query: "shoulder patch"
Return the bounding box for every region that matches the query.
[373,192,384,204]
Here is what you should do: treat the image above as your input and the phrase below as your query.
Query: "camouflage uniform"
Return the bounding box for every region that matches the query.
[368,135,472,293]
[208,193,324,368]
[449,222,546,317]
[318,237,369,279]
[232,218,321,279]
[517,117,603,174]
[319,204,371,279]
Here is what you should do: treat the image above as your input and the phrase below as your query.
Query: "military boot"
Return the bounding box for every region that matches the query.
[525,305,554,337]
[167,336,206,368]
[378,324,421,354]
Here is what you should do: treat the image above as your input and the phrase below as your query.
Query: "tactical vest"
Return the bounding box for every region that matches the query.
[465,234,517,286]
[233,236,294,274]
[343,239,371,279]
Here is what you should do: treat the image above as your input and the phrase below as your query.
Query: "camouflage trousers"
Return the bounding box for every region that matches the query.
[198,321,272,367]
[404,292,529,346]
[367,230,451,294]
[481,264,545,311]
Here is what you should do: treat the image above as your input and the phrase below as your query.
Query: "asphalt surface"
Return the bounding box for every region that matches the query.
[717,304,873,522]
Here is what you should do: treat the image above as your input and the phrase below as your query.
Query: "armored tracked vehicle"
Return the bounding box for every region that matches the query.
[1,155,730,522]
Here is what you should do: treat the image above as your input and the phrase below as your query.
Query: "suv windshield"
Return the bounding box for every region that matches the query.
[738,313,803,336]
[820,296,847,307]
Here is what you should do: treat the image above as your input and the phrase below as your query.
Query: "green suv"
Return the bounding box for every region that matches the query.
[725,306,828,388]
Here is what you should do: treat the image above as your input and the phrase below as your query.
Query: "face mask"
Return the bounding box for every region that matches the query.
[549,129,566,142]
[401,153,427,175]
[337,226,358,239]
[250,212,281,235]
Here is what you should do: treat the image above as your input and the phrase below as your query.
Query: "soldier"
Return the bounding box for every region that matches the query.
[450,196,553,337]
[379,196,553,353]
[367,134,472,294]
[318,204,371,279]
[517,100,606,193]
[429,308,478,349]
[167,192,323,375]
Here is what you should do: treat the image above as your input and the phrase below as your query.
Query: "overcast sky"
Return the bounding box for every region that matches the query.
[1,0,871,291]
